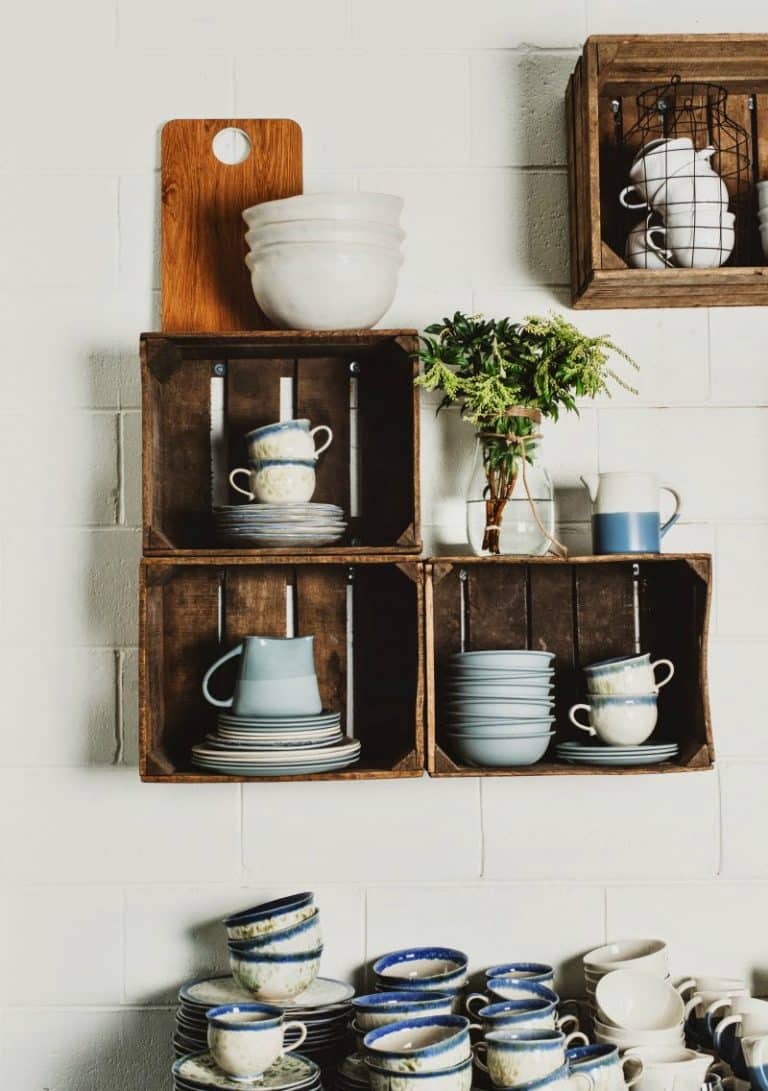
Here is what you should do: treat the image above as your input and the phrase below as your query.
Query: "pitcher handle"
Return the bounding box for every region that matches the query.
[202,644,243,708]
[310,425,333,457]
[660,485,682,537]
[568,705,596,736]
[229,468,255,501]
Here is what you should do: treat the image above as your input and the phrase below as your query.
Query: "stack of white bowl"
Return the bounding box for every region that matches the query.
[242,193,405,330]
[592,970,700,1052]
[758,181,768,259]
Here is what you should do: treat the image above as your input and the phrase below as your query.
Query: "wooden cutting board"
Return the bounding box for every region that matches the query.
[161,119,303,332]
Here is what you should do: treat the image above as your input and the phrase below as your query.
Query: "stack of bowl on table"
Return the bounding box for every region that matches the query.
[558,653,679,769]
[172,893,354,1091]
[621,137,734,269]
[441,650,556,768]
[242,192,405,330]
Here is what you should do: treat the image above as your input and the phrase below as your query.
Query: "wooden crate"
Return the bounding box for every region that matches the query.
[567,34,768,308]
[141,330,420,556]
[139,557,424,782]
[425,554,713,777]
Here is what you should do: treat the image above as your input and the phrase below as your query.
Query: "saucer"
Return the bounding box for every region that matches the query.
[179,975,355,1011]
[173,1052,319,1091]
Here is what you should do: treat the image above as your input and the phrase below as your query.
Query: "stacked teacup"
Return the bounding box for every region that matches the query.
[559,652,676,765]
[592,969,701,1053]
[242,193,405,330]
[621,138,734,269]
[225,893,324,1002]
[441,651,556,768]
[758,181,768,260]
[362,1013,474,1091]
[372,947,470,1010]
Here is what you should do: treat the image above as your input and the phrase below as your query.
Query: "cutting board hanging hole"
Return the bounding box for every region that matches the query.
[212,127,252,165]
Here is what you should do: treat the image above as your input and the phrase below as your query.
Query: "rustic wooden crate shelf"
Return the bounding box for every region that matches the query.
[139,556,424,782]
[425,554,713,777]
[141,330,420,556]
[566,34,768,308]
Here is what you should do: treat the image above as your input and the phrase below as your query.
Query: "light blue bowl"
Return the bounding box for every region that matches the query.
[444,698,554,719]
[450,651,554,670]
[445,682,554,699]
[446,731,554,767]
[445,718,555,737]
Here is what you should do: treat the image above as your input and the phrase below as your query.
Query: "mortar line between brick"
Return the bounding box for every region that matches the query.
[116,412,125,525]
[113,648,124,765]
[478,780,486,876]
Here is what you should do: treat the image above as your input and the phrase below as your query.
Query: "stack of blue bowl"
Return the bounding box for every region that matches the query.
[372,948,469,1009]
[441,650,556,767]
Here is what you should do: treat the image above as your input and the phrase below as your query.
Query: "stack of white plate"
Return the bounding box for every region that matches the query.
[191,710,361,776]
[173,1051,322,1091]
[213,503,347,548]
[556,741,679,767]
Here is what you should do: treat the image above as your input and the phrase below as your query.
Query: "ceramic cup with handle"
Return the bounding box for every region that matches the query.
[646,214,735,269]
[580,473,682,555]
[363,1015,472,1073]
[620,150,722,211]
[595,971,700,1032]
[202,635,322,718]
[626,217,674,269]
[474,1029,589,1088]
[466,997,580,1038]
[567,1044,644,1091]
[584,654,675,697]
[245,419,333,462]
[741,1034,768,1091]
[629,139,715,193]
[229,458,316,503]
[623,1046,723,1091]
[568,694,658,746]
[713,998,768,1064]
[485,964,555,990]
[206,1002,308,1081]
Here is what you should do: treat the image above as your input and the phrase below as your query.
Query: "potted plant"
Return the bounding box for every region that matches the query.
[416,312,638,555]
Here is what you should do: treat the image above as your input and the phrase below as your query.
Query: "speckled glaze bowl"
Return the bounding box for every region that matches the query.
[229,945,323,1000]
[224,893,315,941]
[365,1053,473,1091]
[373,948,469,992]
[227,909,322,954]
[354,991,456,1031]
[364,1015,471,1073]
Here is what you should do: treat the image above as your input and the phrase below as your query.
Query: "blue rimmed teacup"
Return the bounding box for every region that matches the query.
[229,459,316,504]
[229,944,323,1000]
[224,892,315,940]
[364,1015,471,1073]
[206,1002,307,1081]
[568,693,657,747]
[227,908,321,954]
[566,1044,643,1091]
[373,947,469,992]
[485,964,555,990]
[467,984,559,1019]
[466,999,580,1039]
[365,1053,473,1091]
[354,991,456,1031]
[474,1029,589,1088]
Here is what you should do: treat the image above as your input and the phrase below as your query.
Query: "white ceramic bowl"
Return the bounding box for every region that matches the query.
[227,909,322,954]
[245,243,402,331]
[593,1020,685,1047]
[225,893,315,940]
[596,971,685,1031]
[584,940,669,977]
[243,192,403,229]
[229,946,323,1000]
[246,220,404,251]
[353,992,456,1031]
[363,1016,471,1073]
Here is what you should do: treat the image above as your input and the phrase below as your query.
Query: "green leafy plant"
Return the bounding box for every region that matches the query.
[416,311,638,552]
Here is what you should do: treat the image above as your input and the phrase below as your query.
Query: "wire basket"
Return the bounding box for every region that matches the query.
[617,76,753,268]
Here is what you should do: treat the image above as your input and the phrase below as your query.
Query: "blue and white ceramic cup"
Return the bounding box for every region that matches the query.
[466,998,579,1038]
[742,1034,768,1091]
[245,419,333,462]
[485,964,555,990]
[206,1003,307,1081]
[584,653,675,697]
[229,458,316,503]
[354,992,456,1031]
[474,1029,589,1087]
[566,1045,643,1091]
[568,694,658,746]
[373,947,469,992]
[363,1015,471,1073]
[581,473,681,555]
[365,1054,473,1091]
[224,892,315,940]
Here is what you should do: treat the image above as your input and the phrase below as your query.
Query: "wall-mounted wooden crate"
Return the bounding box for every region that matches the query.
[567,34,768,308]
[141,330,420,556]
[139,557,424,781]
[425,554,713,777]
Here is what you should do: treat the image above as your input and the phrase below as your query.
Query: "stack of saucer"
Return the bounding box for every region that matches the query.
[173,1050,322,1091]
[213,503,347,548]
[556,740,678,767]
[191,710,361,776]
[337,1051,371,1091]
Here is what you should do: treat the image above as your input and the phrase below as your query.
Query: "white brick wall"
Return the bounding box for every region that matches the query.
[3,1,768,1087]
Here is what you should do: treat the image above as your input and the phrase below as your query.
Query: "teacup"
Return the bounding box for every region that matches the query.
[364,1054,473,1091]
[742,1034,768,1091]
[363,1015,471,1073]
[477,1062,595,1091]
[584,659,674,698]
[229,458,316,503]
[620,156,726,211]
[486,964,555,990]
[624,1046,720,1091]
[595,971,699,1031]
[568,695,657,746]
[354,991,456,1031]
[227,908,322,954]
[567,1044,643,1091]
[467,998,579,1037]
[628,139,714,196]
[647,218,735,269]
[714,998,768,1060]
[206,1003,307,1081]
[475,1029,589,1088]
[479,981,559,1007]
[373,947,469,992]
[245,419,333,462]
[224,892,315,940]
[229,945,323,1000]
[626,217,673,269]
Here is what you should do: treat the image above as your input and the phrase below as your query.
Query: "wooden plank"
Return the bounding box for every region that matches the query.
[583,40,603,272]
[572,57,591,297]
[295,567,348,727]
[528,564,577,754]
[565,74,583,298]
[755,94,768,182]
[224,566,288,643]
[466,564,529,650]
[161,119,302,332]
[716,92,755,266]
[295,358,351,514]
[574,563,636,669]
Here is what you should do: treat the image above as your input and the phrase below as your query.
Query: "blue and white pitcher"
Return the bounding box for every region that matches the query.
[580,472,682,554]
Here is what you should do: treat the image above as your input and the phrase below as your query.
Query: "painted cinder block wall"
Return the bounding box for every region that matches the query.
[3,1,768,1087]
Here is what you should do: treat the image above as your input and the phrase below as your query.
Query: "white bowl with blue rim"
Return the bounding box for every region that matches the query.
[227,909,322,955]
[449,651,555,670]
[485,964,555,989]
[363,1014,471,1073]
[229,945,323,1000]
[445,731,554,768]
[364,1054,473,1091]
[465,998,561,1033]
[373,948,469,992]
[567,1043,644,1091]
[353,991,456,1031]
[479,1061,593,1091]
[474,1029,589,1088]
[485,980,559,1007]
[225,893,315,941]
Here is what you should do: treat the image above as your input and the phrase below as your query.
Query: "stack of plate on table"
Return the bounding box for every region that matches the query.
[556,740,679,767]
[441,650,556,768]
[175,975,355,1078]
[336,1052,371,1091]
[213,503,347,548]
[173,1051,322,1091]
[191,710,361,776]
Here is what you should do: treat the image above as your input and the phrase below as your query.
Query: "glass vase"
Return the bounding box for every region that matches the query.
[466,433,555,556]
